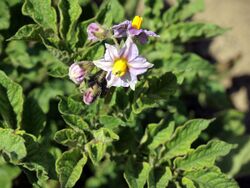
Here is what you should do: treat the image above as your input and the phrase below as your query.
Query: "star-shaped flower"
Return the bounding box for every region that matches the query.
[93,37,153,90]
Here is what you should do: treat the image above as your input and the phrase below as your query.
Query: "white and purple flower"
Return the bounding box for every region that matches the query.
[93,37,153,90]
[112,16,159,44]
[69,63,85,84]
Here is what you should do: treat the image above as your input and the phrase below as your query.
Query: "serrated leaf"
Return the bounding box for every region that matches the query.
[93,128,119,142]
[148,122,175,150]
[163,0,204,26]
[162,119,213,160]
[99,115,125,130]
[22,0,57,32]
[58,96,83,115]
[124,161,151,188]
[174,140,235,171]
[58,0,82,46]
[54,129,86,147]
[185,168,239,188]
[147,166,172,188]
[0,128,26,162]
[56,148,87,188]
[0,70,24,128]
[8,24,53,41]
[161,22,227,42]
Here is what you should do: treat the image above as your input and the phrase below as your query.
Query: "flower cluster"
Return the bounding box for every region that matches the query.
[68,16,159,105]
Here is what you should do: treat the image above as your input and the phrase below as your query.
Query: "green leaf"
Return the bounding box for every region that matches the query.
[124,161,151,188]
[0,164,21,188]
[22,97,46,136]
[148,122,175,150]
[133,72,177,114]
[0,128,27,162]
[62,114,89,131]
[5,40,34,69]
[85,142,106,165]
[47,60,68,78]
[0,1,10,30]
[99,115,125,130]
[54,129,86,147]
[182,177,196,188]
[162,119,213,160]
[147,166,172,188]
[58,0,82,46]
[56,148,87,188]
[163,0,204,26]
[8,24,53,41]
[0,70,24,128]
[185,168,239,188]
[93,128,119,142]
[22,0,57,32]
[160,22,227,42]
[174,140,235,171]
[160,53,214,84]
[58,96,83,115]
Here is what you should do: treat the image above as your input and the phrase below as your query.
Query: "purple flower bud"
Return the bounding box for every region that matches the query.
[83,84,101,105]
[87,23,109,42]
[69,63,85,84]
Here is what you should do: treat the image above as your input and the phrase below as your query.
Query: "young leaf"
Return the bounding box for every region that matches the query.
[0,71,24,129]
[22,0,57,32]
[160,22,227,42]
[185,168,239,188]
[58,0,82,45]
[147,166,172,188]
[182,177,195,188]
[58,96,83,116]
[0,128,27,162]
[174,140,235,171]
[56,148,87,188]
[162,119,213,160]
[124,160,151,188]
[54,128,86,147]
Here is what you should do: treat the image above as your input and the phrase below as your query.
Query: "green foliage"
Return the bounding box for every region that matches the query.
[56,148,87,188]
[0,0,247,187]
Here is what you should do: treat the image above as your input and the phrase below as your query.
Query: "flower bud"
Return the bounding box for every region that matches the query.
[69,63,85,84]
[87,23,109,42]
[83,84,101,105]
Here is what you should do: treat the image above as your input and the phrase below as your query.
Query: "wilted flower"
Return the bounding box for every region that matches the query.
[87,23,109,42]
[93,37,153,90]
[112,16,159,44]
[83,84,101,105]
[69,63,85,84]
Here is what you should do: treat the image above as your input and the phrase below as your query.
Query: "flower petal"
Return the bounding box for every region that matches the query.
[106,71,129,88]
[112,20,130,38]
[121,72,138,90]
[104,43,119,61]
[144,30,160,37]
[93,59,113,72]
[119,37,139,62]
[128,56,154,75]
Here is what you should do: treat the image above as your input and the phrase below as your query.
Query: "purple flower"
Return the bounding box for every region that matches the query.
[87,23,108,42]
[69,63,85,84]
[83,84,101,105]
[93,37,153,90]
[112,16,159,44]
